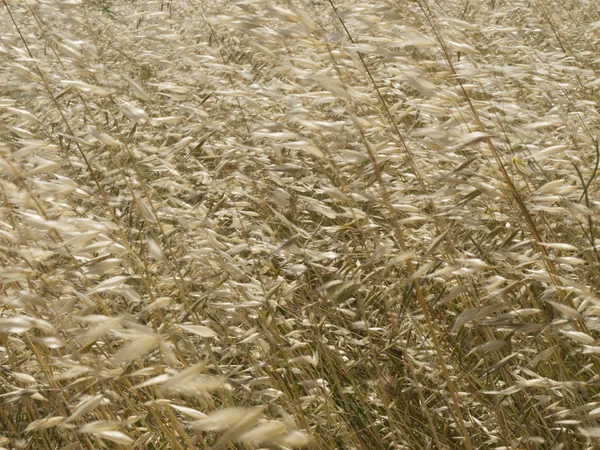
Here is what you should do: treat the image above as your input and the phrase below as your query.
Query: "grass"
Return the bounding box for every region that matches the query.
[2,0,600,448]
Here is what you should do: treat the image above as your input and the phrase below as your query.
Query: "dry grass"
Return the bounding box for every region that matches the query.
[1,0,600,448]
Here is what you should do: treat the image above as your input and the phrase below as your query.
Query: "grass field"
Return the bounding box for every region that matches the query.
[2,0,600,448]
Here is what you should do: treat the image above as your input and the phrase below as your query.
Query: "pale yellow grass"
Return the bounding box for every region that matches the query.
[1,0,600,449]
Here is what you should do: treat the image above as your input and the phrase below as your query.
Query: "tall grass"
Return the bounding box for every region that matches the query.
[1,0,600,448]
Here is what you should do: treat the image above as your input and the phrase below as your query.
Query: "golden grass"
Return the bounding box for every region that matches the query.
[1,0,600,448]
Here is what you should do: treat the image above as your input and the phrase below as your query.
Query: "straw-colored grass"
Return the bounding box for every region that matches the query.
[2,0,600,448]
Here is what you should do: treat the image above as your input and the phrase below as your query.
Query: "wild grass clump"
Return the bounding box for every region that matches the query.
[2,0,600,448]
